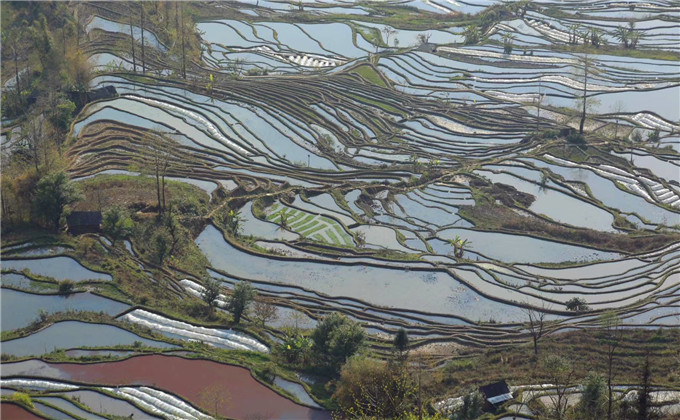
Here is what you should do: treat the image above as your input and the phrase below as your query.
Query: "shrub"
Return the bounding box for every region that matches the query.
[647,129,660,142]
[255,362,276,384]
[566,132,586,144]
[311,313,365,373]
[13,392,34,408]
[334,357,416,418]
[565,297,590,312]
[58,280,75,294]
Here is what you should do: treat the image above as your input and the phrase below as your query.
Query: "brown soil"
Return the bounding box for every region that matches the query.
[1,402,43,420]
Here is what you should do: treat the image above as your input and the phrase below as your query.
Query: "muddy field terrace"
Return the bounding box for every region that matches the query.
[1,1,679,419]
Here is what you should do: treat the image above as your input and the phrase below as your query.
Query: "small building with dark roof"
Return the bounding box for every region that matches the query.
[66,211,103,235]
[479,380,513,408]
[87,86,117,102]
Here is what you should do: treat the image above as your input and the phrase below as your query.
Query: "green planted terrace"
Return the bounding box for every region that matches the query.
[265,203,355,247]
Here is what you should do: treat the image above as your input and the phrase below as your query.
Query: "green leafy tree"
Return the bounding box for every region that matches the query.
[102,206,133,246]
[450,390,484,420]
[311,313,365,372]
[34,171,82,230]
[578,373,607,419]
[201,277,223,312]
[50,97,76,132]
[636,356,660,420]
[227,281,256,324]
[565,297,590,312]
[152,229,171,265]
[58,280,75,295]
[393,328,409,359]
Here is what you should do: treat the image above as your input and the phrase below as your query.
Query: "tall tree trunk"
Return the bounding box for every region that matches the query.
[155,160,162,214]
[130,16,136,72]
[175,2,179,35]
[161,174,166,212]
[13,44,21,109]
[579,59,588,134]
[141,4,146,74]
[607,356,613,420]
[180,4,186,79]
[62,25,67,56]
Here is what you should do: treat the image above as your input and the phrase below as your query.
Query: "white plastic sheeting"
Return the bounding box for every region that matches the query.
[544,154,680,207]
[105,386,213,420]
[180,279,228,308]
[120,309,269,353]
[1,378,78,391]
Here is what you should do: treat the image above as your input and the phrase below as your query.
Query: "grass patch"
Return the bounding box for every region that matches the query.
[351,64,388,88]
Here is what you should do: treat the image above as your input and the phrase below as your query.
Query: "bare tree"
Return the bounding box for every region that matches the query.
[576,54,600,135]
[252,299,279,327]
[180,2,187,79]
[140,130,178,214]
[536,80,545,132]
[140,2,146,74]
[197,383,230,417]
[524,302,550,358]
[599,311,622,420]
[417,32,431,46]
[611,100,625,140]
[543,355,576,420]
[129,13,136,72]
[382,26,396,49]
[21,117,47,175]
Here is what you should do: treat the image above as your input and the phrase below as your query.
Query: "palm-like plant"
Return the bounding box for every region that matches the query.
[590,28,604,48]
[449,235,472,258]
[503,33,516,54]
[614,25,630,48]
[463,25,481,45]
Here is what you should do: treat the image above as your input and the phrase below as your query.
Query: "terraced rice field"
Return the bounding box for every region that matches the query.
[1,0,679,418]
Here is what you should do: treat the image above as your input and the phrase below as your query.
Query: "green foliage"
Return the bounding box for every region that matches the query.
[577,373,607,420]
[334,356,416,418]
[102,206,134,245]
[13,392,34,408]
[311,313,365,373]
[254,362,276,384]
[567,132,586,145]
[152,229,171,265]
[278,333,312,365]
[565,297,590,312]
[49,97,76,132]
[223,208,242,236]
[393,328,409,356]
[227,281,256,324]
[34,171,82,230]
[449,235,471,258]
[201,277,222,310]
[647,129,660,142]
[450,390,484,420]
[631,130,643,142]
[463,25,480,45]
[503,33,515,54]
[58,279,75,294]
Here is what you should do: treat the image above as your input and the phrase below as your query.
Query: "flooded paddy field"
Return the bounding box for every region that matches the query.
[1,0,679,418]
